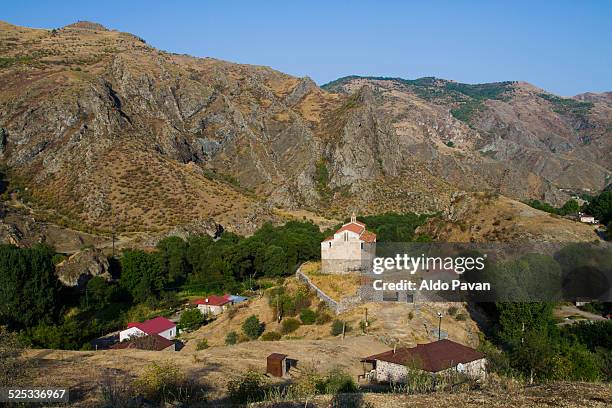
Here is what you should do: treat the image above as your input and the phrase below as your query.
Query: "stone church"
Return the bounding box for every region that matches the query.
[320,215,376,274]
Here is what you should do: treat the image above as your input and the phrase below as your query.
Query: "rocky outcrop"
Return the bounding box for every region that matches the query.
[55,248,111,288]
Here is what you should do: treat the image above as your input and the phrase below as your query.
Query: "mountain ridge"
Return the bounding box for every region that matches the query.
[0,20,610,236]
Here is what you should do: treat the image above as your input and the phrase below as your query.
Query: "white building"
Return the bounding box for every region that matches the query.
[192,295,230,315]
[361,339,487,383]
[579,215,598,224]
[321,215,376,274]
[119,316,176,342]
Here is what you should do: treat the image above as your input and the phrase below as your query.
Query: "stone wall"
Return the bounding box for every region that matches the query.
[374,358,487,383]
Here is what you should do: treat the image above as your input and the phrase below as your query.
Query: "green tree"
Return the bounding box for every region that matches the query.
[119,250,165,303]
[261,245,287,277]
[85,276,116,308]
[300,309,317,325]
[156,236,189,285]
[0,244,61,329]
[584,191,612,225]
[559,199,580,215]
[242,315,263,340]
[178,308,205,331]
[495,302,555,347]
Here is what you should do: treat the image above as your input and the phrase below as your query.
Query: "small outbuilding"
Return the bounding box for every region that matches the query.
[266,353,288,377]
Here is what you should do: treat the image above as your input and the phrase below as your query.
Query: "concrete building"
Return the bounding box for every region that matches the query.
[321,215,376,274]
[361,339,486,383]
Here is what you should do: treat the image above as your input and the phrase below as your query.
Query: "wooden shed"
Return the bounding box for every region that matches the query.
[266,353,288,377]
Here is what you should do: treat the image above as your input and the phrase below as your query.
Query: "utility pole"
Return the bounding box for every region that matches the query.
[437,312,443,341]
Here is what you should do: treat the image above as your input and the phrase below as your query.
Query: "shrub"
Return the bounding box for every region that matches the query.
[227,370,267,403]
[261,331,281,341]
[318,368,358,394]
[242,315,263,340]
[300,309,317,325]
[134,361,201,404]
[455,313,467,321]
[195,339,209,350]
[316,310,332,325]
[331,320,346,336]
[225,331,238,345]
[447,306,458,316]
[179,308,205,331]
[281,318,301,334]
[407,312,414,320]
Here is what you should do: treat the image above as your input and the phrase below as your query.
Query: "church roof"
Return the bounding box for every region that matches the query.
[322,218,376,243]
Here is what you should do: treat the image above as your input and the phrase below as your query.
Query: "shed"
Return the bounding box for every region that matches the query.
[266,353,288,377]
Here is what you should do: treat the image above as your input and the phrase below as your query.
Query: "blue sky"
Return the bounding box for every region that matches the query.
[4,1,611,95]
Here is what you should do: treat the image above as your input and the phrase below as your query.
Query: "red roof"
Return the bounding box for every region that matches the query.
[336,222,365,235]
[322,220,377,243]
[111,333,174,351]
[360,230,377,243]
[193,295,230,306]
[362,340,484,373]
[127,316,175,335]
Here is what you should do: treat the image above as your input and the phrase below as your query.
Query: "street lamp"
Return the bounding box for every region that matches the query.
[437,312,443,341]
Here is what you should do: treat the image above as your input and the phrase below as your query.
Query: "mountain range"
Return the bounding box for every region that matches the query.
[0,20,610,237]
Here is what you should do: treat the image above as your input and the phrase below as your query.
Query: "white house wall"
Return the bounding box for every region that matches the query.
[119,327,145,342]
[375,358,487,383]
[197,304,225,315]
[158,326,177,340]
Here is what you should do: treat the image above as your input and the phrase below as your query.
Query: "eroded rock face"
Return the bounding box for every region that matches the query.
[55,248,111,288]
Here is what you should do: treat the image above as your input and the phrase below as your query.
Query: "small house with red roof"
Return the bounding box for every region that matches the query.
[192,295,231,315]
[321,214,376,274]
[119,316,176,342]
[361,339,486,383]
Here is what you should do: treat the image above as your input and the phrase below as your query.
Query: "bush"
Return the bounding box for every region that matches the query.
[447,306,458,316]
[225,331,238,345]
[179,308,205,331]
[318,368,358,394]
[227,370,267,403]
[316,310,332,325]
[261,331,281,341]
[281,318,301,334]
[195,339,209,350]
[331,320,346,336]
[242,315,263,340]
[455,313,467,321]
[134,361,202,404]
[300,309,317,325]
